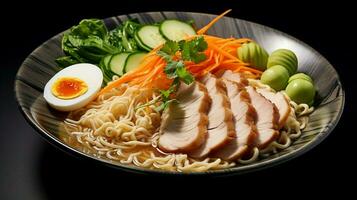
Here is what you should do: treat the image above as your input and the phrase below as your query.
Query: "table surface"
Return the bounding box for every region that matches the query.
[0,1,355,199]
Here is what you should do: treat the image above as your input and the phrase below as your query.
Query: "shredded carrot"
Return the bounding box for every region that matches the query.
[97,10,264,97]
[197,9,232,35]
[208,42,242,62]
[219,38,252,50]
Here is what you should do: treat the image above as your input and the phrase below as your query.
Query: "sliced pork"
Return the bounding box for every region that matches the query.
[158,82,211,153]
[189,74,235,158]
[213,79,257,161]
[257,88,291,129]
[246,86,279,149]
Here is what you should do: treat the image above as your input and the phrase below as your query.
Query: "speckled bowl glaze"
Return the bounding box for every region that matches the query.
[15,12,344,175]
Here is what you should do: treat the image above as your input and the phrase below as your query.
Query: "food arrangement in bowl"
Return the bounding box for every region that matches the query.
[15,10,344,174]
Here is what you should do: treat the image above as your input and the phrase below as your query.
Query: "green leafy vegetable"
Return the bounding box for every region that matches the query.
[55,56,80,67]
[56,18,148,84]
[155,99,178,112]
[134,83,178,112]
[158,36,208,84]
[56,19,145,68]
[107,26,125,52]
[57,19,120,67]
[154,83,179,111]
[180,36,208,63]
[70,19,108,39]
[120,19,141,52]
[160,40,180,55]
[155,36,208,111]
[176,65,194,84]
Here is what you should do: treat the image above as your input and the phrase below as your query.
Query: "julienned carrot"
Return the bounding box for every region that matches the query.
[197,9,232,35]
[98,34,262,96]
[97,10,265,97]
[139,63,165,87]
[240,66,263,74]
[219,38,252,50]
[208,42,243,62]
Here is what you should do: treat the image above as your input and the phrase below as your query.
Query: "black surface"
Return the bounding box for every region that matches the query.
[1,1,355,199]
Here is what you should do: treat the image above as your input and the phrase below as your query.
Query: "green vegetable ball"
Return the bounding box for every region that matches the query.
[286,79,315,105]
[267,49,298,76]
[237,42,269,71]
[261,65,290,91]
[288,73,313,84]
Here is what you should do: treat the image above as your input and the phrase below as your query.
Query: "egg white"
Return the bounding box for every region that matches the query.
[43,63,103,111]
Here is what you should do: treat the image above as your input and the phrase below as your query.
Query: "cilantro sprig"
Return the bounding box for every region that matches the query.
[154,36,208,111]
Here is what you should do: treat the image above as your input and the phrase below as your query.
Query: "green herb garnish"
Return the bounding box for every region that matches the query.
[154,36,208,111]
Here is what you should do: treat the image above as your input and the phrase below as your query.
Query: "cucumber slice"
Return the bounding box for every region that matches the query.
[159,20,196,41]
[136,25,166,49]
[134,32,152,51]
[103,55,112,67]
[124,52,147,73]
[109,53,130,76]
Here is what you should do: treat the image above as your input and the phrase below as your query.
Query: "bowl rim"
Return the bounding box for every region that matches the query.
[14,11,345,176]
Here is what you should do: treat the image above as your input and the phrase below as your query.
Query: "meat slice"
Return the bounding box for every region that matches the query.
[217,70,249,86]
[213,79,258,161]
[158,82,211,153]
[246,86,279,149]
[257,88,291,129]
[189,74,235,158]
[221,71,280,148]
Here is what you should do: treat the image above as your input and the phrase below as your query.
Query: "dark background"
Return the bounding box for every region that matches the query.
[1,0,355,199]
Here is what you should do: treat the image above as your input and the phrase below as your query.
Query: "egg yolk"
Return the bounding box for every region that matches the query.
[51,77,88,99]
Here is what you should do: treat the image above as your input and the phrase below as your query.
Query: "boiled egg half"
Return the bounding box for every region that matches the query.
[44,63,103,111]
